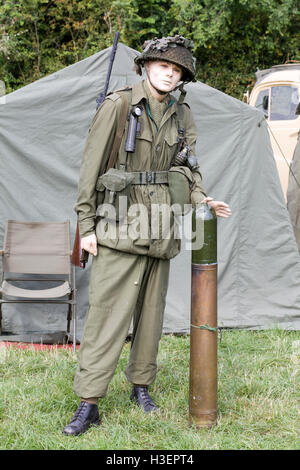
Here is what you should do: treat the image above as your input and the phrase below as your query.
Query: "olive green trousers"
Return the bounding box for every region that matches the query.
[73,245,170,398]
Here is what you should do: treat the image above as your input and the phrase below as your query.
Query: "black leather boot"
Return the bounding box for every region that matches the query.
[62,401,101,436]
[130,386,158,413]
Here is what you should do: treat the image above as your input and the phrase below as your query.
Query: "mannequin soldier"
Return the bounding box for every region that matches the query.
[63,35,231,436]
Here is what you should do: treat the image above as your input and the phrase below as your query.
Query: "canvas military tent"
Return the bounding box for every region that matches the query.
[0,43,300,343]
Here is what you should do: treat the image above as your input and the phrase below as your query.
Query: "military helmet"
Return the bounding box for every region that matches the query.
[134,35,196,82]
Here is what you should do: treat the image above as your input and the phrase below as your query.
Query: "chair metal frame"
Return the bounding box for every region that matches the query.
[0,220,77,352]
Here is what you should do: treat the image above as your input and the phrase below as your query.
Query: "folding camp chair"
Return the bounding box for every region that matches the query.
[0,220,77,351]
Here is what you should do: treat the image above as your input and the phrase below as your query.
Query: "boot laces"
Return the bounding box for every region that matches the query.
[139,387,156,409]
[70,401,89,425]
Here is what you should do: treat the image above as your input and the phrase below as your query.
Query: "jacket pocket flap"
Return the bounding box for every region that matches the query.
[164,127,179,146]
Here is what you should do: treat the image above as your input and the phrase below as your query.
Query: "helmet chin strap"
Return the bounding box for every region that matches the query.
[174,82,187,104]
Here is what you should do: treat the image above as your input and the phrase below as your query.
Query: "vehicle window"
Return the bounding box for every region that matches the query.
[254,89,269,117]
[270,86,299,121]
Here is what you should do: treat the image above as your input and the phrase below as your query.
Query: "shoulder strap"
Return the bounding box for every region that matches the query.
[105,92,129,171]
[175,101,189,151]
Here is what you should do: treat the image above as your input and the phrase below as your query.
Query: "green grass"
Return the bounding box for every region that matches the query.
[0,329,299,450]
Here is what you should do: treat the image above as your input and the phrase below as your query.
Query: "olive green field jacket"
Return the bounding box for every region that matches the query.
[75,80,206,259]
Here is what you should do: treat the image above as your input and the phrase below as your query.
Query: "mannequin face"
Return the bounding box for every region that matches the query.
[145,60,183,100]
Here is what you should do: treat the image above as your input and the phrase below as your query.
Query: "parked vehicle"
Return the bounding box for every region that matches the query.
[248,63,300,198]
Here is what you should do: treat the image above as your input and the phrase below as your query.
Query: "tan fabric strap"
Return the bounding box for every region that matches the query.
[0,280,71,299]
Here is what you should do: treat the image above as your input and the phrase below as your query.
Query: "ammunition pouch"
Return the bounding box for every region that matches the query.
[96,168,134,221]
[168,166,193,215]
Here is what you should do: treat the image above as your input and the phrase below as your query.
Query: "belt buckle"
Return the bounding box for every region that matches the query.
[146,172,152,183]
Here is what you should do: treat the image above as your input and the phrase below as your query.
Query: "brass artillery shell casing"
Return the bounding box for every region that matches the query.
[189,204,218,428]
[189,263,218,428]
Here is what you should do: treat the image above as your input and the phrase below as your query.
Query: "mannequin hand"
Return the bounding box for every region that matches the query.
[81,234,98,256]
[202,197,232,218]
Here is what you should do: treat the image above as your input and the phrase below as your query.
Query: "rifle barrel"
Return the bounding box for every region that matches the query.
[96,31,120,109]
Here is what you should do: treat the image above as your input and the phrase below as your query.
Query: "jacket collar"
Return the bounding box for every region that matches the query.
[131,80,148,106]
[131,80,176,109]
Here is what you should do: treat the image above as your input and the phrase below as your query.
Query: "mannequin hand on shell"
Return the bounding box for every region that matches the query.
[202,197,232,218]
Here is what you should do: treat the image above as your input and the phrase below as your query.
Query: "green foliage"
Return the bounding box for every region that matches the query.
[0,0,299,97]
[169,0,300,96]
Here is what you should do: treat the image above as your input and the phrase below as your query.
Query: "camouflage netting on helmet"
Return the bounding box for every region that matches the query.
[134,35,196,82]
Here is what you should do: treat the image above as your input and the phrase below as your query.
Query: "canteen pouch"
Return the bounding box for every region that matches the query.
[96,168,134,221]
[168,166,193,215]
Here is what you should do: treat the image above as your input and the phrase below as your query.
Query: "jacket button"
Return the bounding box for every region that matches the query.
[149,191,154,196]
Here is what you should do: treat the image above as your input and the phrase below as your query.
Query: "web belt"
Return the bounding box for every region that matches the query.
[130,171,168,185]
